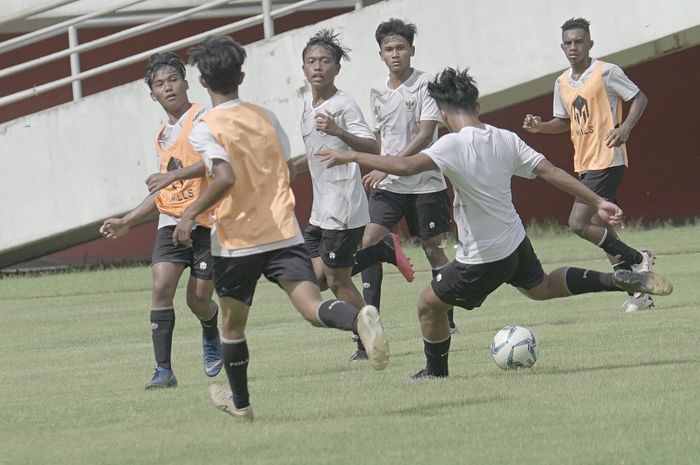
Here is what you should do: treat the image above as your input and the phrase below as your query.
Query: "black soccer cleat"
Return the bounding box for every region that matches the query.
[612,270,673,296]
[408,368,448,380]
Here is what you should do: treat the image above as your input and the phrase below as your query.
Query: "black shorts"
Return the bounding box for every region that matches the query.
[431,237,545,310]
[151,225,212,280]
[212,244,317,306]
[368,189,451,239]
[303,224,363,269]
[575,165,626,204]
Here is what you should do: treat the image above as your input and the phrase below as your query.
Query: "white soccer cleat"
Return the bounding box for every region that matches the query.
[357,305,389,370]
[624,293,655,313]
[633,250,655,273]
[208,383,254,423]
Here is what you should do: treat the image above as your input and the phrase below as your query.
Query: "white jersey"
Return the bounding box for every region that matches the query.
[301,90,373,230]
[370,69,447,194]
[156,104,209,229]
[553,59,640,167]
[189,99,303,258]
[423,125,545,265]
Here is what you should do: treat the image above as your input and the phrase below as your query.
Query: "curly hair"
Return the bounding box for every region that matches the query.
[561,17,591,34]
[188,35,247,95]
[302,29,350,64]
[144,52,186,89]
[427,67,479,114]
[375,18,417,46]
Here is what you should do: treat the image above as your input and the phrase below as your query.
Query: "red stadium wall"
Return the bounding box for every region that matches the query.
[489,45,700,226]
[8,42,700,268]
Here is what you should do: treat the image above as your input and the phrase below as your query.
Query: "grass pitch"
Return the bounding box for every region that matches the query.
[1,224,699,465]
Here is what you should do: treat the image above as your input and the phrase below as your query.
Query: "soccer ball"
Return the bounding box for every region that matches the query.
[491,325,539,370]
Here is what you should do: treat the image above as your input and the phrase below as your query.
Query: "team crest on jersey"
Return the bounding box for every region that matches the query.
[571,95,590,126]
[404,98,416,111]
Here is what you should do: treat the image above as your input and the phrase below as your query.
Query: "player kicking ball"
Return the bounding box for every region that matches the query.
[317,68,672,379]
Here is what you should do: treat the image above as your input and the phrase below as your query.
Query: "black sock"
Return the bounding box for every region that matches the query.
[151,307,175,370]
[199,302,219,340]
[222,338,250,409]
[317,300,360,332]
[432,268,455,328]
[424,336,450,376]
[352,238,394,275]
[599,231,643,266]
[565,267,616,294]
[361,264,383,309]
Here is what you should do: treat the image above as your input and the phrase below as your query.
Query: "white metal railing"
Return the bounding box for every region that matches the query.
[0,0,81,27]
[0,0,148,54]
[0,0,252,80]
[0,0,364,108]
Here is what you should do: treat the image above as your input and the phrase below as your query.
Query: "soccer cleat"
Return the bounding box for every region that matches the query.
[357,305,390,370]
[633,250,655,273]
[384,233,415,282]
[612,270,673,296]
[624,293,655,313]
[202,336,223,377]
[208,383,254,423]
[144,367,178,389]
[347,349,369,363]
[408,368,448,380]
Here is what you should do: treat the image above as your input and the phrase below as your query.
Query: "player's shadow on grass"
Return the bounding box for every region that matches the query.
[386,397,503,417]
[539,358,696,377]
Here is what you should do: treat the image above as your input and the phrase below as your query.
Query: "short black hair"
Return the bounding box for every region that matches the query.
[302,29,350,64]
[561,17,591,35]
[427,68,479,114]
[375,18,417,46]
[144,52,185,89]
[188,35,247,94]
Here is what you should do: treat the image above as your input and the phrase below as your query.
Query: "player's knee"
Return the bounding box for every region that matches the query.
[568,217,587,236]
[520,278,553,301]
[152,280,176,304]
[420,240,446,265]
[185,293,209,313]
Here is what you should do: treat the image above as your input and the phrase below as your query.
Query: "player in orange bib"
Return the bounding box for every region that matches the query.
[99,53,222,390]
[522,17,654,313]
[173,36,390,422]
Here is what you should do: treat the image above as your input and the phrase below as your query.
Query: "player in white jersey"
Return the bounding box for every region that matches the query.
[362,19,457,334]
[99,52,222,390]
[523,18,653,312]
[317,67,673,379]
[295,30,413,362]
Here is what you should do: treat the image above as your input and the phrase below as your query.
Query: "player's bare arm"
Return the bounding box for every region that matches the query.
[363,119,437,190]
[173,159,234,246]
[317,149,437,176]
[604,90,648,148]
[315,110,379,154]
[99,192,159,239]
[523,115,569,134]
[146,160,206,193]
[533,158,623,226]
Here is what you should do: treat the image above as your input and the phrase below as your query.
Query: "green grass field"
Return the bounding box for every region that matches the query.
[1,224,699,465]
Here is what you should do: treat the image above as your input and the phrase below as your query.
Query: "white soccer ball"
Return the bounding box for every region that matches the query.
[491,325,539,370]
